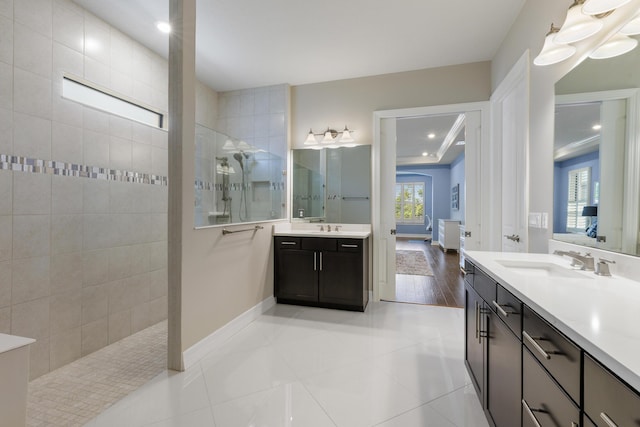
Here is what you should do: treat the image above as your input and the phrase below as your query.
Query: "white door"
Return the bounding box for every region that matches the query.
[379,117,397,301]
[463,110,482,251]
[492,53,529,253]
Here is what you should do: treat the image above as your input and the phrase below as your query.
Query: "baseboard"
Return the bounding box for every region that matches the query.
[182,295,276,370]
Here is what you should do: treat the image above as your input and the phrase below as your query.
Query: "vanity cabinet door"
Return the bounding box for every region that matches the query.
[275,247,318,302]
[319,250,361,306]
[522,348,580,427]
[465,283,485,403]
[487,311,522,427]
[584,353,640,426]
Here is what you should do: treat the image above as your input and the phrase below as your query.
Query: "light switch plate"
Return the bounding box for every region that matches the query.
[528,212,541,228]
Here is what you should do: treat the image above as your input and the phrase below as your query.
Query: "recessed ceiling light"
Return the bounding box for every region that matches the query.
[428,133,436,139]
[456,140,466,146]
[422,152,428,157]
[592,124,602,130]
[156,21,171,34]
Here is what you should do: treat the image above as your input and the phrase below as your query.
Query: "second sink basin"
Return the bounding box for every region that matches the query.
[496,259,593,279]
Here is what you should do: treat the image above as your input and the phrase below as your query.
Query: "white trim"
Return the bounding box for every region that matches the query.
[396,233,431,239]
[182,296,276,370]
[372,101,490,301]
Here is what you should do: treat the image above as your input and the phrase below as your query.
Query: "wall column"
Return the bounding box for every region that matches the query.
[168,0,196,371]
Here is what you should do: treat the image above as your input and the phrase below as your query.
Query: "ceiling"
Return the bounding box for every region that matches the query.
[397,114,466,165]
[73,0,526,92]
[554,102,601,162]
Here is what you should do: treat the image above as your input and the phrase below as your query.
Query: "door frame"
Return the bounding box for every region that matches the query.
[372,101,490,302]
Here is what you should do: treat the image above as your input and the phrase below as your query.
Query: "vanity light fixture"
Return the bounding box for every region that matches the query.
[303,126,357,148]
[582,0,632,15]
[556,0,603,44]
[222,138,236,151]
[589,33,639,58]
[534,25,577,66]
[620,14,640,35]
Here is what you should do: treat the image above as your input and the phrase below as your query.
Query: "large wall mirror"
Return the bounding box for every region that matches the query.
[554,39,640,256]
[292,145,371,224]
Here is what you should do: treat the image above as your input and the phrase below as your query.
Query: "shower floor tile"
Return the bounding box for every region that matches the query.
[26,321,167,427]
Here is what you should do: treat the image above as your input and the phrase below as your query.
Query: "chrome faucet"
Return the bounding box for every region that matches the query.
[327,224,332,232]
[553,250,595,271]
[595,258,616,276]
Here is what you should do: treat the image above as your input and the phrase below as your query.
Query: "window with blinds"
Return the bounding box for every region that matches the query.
[566,167,591,232]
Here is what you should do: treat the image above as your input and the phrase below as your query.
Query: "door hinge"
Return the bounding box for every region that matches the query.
[390,229,396,235]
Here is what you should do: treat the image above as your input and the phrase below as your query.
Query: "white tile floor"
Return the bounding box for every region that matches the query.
[84,302,489,427]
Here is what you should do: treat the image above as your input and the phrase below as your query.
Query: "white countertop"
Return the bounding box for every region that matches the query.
[273,223,371,239]
[465,250,640,392]
[0,333,35,354]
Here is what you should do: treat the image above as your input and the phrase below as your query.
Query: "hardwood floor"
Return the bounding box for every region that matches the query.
[388,237,465,308]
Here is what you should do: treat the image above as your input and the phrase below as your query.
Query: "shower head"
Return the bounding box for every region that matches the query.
[233,152,244,170]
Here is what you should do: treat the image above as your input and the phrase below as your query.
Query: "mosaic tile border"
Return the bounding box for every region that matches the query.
[194,180,286,191]
[0,154,168,186]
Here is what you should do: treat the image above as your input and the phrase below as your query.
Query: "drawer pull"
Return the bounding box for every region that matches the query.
[281,241,297,245]
[319,252,323,271]
[492,300,511,317]
[523,331,553,360]
[521,399,543,427]
[475,301,479,340]
[341,244,359,248]
[600,412,618,427]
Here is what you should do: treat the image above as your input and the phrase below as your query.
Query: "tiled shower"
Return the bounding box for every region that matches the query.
[0,0,173,379]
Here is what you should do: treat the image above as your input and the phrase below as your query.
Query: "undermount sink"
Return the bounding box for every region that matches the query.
[496,259,593,279]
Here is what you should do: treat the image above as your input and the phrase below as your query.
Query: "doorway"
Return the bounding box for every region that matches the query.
[372,102,489,303]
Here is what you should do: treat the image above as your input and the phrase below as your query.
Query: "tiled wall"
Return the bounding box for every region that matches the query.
[0,0,172,379]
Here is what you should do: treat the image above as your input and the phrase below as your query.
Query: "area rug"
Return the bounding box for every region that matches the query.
[396,250,434,276]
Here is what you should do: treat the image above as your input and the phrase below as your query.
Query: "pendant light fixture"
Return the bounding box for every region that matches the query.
[555,0,603,44]
[534,25,577,66]
[589,33,639,58]
[582,0,633,15]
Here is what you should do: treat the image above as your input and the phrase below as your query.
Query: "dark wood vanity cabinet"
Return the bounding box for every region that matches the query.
[464,258,640,427]
[464,262,522,427]
[274,236,369,311]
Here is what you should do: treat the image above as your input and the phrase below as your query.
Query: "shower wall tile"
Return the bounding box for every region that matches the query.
[0,15,13,65]
[29,337,50,380]
[53,42,83,80]
[0,62,13,111]
[13,112,52,160]
[13,173,52,215]
[84,56,110,89]
[132,142,152,174]
[14,67,52,119]
[131,183,151,214]
[11,256,50,304]
[110,69,133,98]
[50,252,82,294]
[52,88,83,128]
[0,260,10,307]
[108,309,130,344]
[110,30,133,75]
[84,18,110,67]
[109,115,132,141]
[51,214,83,255]
[13,22,52,78]
[50,290,81,335]
[129,244,150,276]
[109,136,132,170]
[131,301,150,334]
[150,213,167,242]
[83,132,110,169]
[52,1,83,53]
[0,108,12,154]
[132,48,152,86]
[83,106,110,135]
[81,283,108,324]
[149,295,167,325]
[52,176,83,214]
[132,122,152,145]
[11,295,50,339]
[0,170,11,215]
[52,121,83,164]
[148,268,167,299]
[0,215,11,262]
[107,246,134,281]
[148,241,167,271]
[0,0,12,20]
[81,317,107,356]
[13,215,50,259]
[151,146,168,176]
[0,306,10,333]
[50,326,81,370]
[109,181,135,213]
[82,249,109,287]
[14,0,52,37]
[83,214,113,250]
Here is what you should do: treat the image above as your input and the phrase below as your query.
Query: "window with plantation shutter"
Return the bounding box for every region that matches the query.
[566,167,591,233]
[395,182,425,224]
